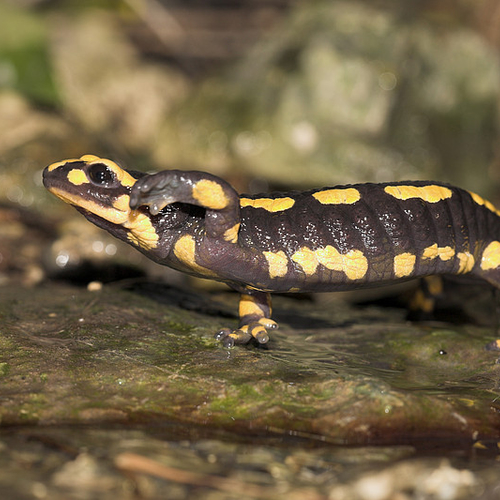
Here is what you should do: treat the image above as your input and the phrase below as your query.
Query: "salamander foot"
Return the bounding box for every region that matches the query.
[214,319,278,347]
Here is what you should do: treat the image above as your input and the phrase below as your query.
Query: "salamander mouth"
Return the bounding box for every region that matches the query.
[73,205,127,235]
[48,183,129,220]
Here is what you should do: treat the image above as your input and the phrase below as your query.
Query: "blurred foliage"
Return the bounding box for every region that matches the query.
[153,2,500,193]
[1,0,500,196]
[0,2,58,106]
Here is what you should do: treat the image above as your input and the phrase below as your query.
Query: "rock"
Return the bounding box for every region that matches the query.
[155,1,500,195]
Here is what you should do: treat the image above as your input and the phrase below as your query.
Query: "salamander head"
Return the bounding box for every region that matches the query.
[43,155,159,250]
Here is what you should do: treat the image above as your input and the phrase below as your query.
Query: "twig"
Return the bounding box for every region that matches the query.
[115,451,326,499]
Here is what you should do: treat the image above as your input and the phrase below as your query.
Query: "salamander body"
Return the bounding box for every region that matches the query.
[43,155,500,346]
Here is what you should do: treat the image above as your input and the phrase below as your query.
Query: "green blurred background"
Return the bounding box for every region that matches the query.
[1,0,500,201]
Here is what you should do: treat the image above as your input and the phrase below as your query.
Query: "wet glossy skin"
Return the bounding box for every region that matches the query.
[43,155,500,346]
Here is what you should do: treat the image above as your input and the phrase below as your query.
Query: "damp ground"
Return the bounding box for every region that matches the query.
[1,281,499,499]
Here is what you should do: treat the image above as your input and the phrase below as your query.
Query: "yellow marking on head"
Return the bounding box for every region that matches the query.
[47,187,129,225]
[291,247,318,275]
[263,250,288,278]
[457,251,475,274]
[111,194,130,212]
[480,241,500,271]
[422,244,455,261]
[173,235,216,277]
[469,191,500,217]
[48,158,82,172]
[49,186,158,250]
[315,245,368,280]
[393,252,416,278]
[87,156,137,187]
[192,179,229,210]
[223,223,240,243]
[384,185,452,203]
[239,294,265,319]
[67,169,89,186]
[240,197,295,212]
[49,155,137,187]
[125,211,159,250]
[312,188,360,205]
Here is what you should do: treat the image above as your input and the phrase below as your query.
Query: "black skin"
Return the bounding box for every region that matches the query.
[43,158,500,347]
[129,170,500,290]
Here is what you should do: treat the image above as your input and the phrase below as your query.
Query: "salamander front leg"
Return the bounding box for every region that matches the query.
[129,169,240,240]
[215,291,278,348]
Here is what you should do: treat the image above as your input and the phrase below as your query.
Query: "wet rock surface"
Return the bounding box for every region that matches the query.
[1,281,499,440]
[0,281,499,498]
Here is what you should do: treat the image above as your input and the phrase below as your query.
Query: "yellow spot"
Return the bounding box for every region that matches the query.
[314,246,342,271]
[384,185,452,203]
[291,247,318,275]
[238,323,268,339]
[258,317,278,329]
[393,252,416,278]
[312,188,360,205]
[440,247,455,260]
[192,179,229,210]
[472,441,488,450]
[106,194,159,250]
[422,244,438,259]
[481,241,500,271]
[239,295,264,318]
[410,289,434,314]
[342,250,369,280]
[223,223,240,243]
[422,244,455,261]
[469,191,500,217]
[240,197,295,212]
[247,323,267,339]
[173,235,216,277]
[425,275,443,296]
[457,252,475,274]
[67,169,89,186]
[315,245,368,280]
[263,250,288,278]
[126,211,159,250]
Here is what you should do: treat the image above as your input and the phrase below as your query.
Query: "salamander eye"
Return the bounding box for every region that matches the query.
[87,163,117,187]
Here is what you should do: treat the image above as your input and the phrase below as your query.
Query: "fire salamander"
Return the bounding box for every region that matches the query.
[43,155,500,347]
